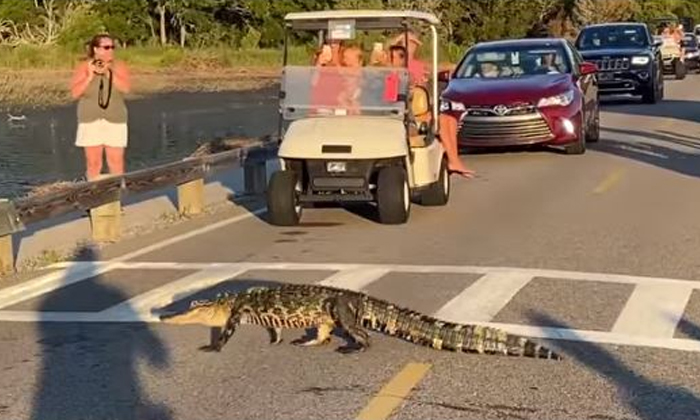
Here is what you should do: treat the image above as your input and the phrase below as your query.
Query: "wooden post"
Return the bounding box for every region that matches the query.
[0,235,13,275]
[244,161,267,195]
[177,178,204,216]
[89,175,121,243]
[0,199,23,276]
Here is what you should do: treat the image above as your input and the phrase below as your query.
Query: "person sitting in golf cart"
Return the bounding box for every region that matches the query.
[389,31,474,177]
[313,40,344,66]
[389,30,428,86]
[310,42,366,115]
[337,46,364,115]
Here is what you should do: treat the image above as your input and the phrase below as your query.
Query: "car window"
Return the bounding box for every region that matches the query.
[576,25,649,50]
[454,44,572,79]
[684,35,697,47]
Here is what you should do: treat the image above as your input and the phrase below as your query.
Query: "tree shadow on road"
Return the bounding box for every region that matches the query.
[600,96,700,125]
[602,127,700,150]
[30,244,172,420]
[590,135,700,179]
[528,311,700,420]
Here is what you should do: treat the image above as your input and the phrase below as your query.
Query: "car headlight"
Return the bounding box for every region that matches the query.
[631,56,650,65]
[537,89,575,108]
[686,51,699,58]
[439,99,466,112]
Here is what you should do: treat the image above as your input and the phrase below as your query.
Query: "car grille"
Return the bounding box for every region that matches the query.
[592,57,630,71]
[463,103,536,117]
[458,113,554,145]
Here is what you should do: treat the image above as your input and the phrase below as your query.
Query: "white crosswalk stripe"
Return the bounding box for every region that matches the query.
[434,271,533,323]
[1,261,700,353]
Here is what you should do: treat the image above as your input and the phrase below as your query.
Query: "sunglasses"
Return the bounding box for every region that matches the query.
[99,45,115,50]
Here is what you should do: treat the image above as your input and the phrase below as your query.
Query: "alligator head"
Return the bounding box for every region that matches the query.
[158,298,233,327]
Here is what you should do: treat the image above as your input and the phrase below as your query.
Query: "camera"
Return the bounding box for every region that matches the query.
[92,59,106,72]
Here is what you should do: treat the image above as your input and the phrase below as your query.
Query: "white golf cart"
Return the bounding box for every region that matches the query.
[266,10,450,226]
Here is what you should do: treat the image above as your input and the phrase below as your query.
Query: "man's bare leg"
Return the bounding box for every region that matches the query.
[439,113,475,178]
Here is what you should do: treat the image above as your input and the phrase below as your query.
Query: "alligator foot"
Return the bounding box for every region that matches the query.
[198,344,221,352]
[292,336,331,347]
[268,327,283,345]
[292,322,334,347]
[335,343,366,354]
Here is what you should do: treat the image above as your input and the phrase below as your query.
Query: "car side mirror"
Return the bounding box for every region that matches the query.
[654,39,663,47]
[579,61,597,75]
[437,70,451,83]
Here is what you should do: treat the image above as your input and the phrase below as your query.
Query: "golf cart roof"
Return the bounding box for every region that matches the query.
[284,10,440,30]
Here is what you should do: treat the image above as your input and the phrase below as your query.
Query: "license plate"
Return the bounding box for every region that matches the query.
[598,72,614,81]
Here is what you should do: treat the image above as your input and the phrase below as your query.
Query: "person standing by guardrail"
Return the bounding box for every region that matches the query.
[70,33,131,181]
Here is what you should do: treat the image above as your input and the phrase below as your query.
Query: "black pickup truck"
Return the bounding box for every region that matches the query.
[574,22,664,104]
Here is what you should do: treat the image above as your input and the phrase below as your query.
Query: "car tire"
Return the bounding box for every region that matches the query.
[642,79,658,104]
[420,156,450,206]
[266,170,302,226]
[565,117,586,155]
[585,104,600,143]
[675,59,687,80]
[376,166,410,224]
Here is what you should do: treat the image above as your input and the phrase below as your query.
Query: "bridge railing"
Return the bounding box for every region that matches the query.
[0,136,279,275]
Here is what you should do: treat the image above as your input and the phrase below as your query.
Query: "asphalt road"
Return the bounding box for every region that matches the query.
[3,74,700,420]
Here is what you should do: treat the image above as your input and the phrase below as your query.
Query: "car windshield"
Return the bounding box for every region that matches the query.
[576,26,649,50]
[280,65,410,120]
[453,45,571,79]
[684,35,697,47]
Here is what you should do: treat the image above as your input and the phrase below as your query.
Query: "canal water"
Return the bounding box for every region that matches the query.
[0,87,278,197]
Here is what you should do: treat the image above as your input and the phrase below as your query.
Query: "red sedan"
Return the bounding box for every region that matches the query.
[438,38,600,155]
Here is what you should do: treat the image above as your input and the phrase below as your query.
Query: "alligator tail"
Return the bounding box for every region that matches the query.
[359,296,562,360]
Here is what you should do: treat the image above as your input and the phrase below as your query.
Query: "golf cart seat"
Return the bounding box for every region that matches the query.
[408,85,432,148]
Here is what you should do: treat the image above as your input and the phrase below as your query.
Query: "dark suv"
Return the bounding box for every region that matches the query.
[575,22,663,103]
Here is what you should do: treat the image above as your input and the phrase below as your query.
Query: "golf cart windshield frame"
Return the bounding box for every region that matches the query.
[278,10,440,136]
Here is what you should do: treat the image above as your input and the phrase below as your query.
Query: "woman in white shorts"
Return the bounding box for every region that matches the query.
[70,33,131,180]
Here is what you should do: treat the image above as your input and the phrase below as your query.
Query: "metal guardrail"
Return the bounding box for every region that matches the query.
[0,137,279,274]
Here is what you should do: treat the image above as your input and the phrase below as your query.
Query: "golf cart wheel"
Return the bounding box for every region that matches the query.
[266,170,302,226]
[420,157,450,206]
[675,59,686,79]
[376,166,410,224]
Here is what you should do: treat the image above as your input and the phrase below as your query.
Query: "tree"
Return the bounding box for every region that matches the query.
[93,0,150,46]
[573,0,640,26]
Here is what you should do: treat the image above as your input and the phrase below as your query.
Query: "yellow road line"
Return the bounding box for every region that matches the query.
[593,168,625,194]
[355,362,431,420]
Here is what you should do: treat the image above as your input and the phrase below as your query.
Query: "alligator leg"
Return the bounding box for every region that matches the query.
[268,327,283,344]
[198,327,223,351]
[292,321,333,347]
[201,312,241,352]
[325,295,370,354]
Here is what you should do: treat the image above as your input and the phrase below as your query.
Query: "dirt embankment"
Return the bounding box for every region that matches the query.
[0,67,279,112]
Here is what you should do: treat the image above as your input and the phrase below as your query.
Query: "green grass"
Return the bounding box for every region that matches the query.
[0,43,465,71]
[0,45,315,70]
[0,42,464,110]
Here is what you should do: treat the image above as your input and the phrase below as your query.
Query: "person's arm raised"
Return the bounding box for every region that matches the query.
[70,61,94,100]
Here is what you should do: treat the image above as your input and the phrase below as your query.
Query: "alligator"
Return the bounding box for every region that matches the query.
[158,283,562,360]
